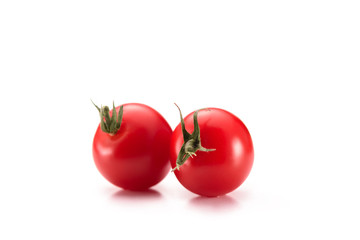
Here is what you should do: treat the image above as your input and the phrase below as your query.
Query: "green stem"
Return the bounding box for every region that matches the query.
[92,100,124,135]
[172,104,215,172]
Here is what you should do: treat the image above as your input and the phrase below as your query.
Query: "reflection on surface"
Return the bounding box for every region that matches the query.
[232,137,244,159]
[111,189,163,203]
[188,195,239,212]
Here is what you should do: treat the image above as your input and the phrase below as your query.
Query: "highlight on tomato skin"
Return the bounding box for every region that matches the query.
[92,102,173,191]
[170,106,254,197]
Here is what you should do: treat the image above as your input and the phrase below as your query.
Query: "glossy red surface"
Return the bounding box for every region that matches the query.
[93,103,172,190]
[170,108,254,197]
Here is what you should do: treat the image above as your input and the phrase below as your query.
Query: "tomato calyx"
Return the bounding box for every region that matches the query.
[92,100,124,135]
[172,104,216,172]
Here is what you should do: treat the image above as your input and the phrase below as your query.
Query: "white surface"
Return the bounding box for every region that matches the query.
[1,1,359,239]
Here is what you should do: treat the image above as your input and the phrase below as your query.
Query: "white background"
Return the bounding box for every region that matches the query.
[1,0,359,239]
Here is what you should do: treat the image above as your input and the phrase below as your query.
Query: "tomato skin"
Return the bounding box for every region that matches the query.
[170,108,254,197]
[93,103,172,190]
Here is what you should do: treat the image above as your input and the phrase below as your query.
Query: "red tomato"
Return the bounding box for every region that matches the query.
[170,107,254,197]
[93,103,172,190]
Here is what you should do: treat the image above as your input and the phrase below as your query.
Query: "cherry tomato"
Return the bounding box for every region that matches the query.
[170,107,254,197]
[92,103,172,190]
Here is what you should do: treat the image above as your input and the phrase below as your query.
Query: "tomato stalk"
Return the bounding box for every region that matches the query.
[172,104,216,172]
[92,100,124,135]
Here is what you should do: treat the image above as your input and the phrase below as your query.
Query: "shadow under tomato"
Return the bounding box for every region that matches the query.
[188,194,239,212]
[110,188,163,203]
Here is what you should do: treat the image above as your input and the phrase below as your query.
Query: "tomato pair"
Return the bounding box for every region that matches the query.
[92,102,254,197]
